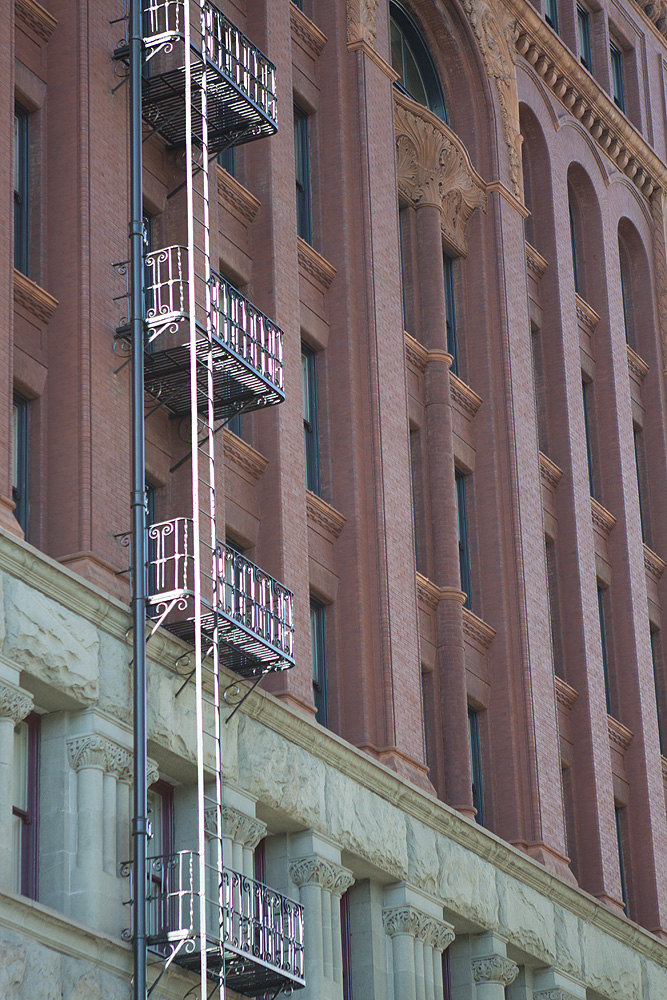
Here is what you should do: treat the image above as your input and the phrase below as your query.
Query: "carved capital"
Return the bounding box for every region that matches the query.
[222,805,267,850]
[534,990,580,1000]
[66,734,133,778]
[289,855,355,895]
[394,91,486,255]
[420,916,456,951]
[0,682,33,724]
[383,905,424,938]
[472,954,519,986]
[346,0,380,45]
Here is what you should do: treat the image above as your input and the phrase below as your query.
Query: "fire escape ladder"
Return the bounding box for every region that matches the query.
[120,3,304,998]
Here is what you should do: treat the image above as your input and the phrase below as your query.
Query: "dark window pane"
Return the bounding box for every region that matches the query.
[611,42,625,112]
[444,253,458,375]
[468,706,484,825]
[12,393,29,539]
[13,712,40,899]
[389,3,447,123]
[455,470,472,609]
[569,201,579,294]
[218,145,236,177]
[582,379,596,498]
[14,105,30,276]
[615,804,628,913]
[310,597,328,726]
[294,105,312,245]
[578,6,592,71]
[598,585,612,715]
[545,0,559,32]
[302,345,321,495]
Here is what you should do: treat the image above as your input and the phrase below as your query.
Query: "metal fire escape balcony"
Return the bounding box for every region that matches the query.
[142,245,284,419]
[148,518,295,676]
[122,852,305,997]
[141,0,277,151]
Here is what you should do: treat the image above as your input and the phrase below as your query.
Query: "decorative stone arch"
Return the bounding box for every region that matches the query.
[394,88,487,255]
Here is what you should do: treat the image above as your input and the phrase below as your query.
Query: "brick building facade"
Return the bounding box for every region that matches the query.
[3,0,667,996]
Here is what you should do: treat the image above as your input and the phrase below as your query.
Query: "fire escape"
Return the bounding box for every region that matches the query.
[114,2,304,997]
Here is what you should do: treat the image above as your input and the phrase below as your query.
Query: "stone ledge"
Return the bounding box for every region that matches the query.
[297,238,336,289]
[15,0,57,41]
[216,165,261,222]
[290,2,327,55]
[223,428,269,480]
[13,270,58,324]
[450,372,483,416]
[627,345,649,382]
[306,491,346,538]
[526,242,548,279]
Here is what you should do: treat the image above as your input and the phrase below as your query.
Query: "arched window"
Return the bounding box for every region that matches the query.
[390,2,448,123]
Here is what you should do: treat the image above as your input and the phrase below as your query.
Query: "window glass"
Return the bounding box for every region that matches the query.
[310,598,328,726]
[610,41,625,111]
[294,105,312,245]
[14,105,30,275]
[455,470,471,609]
[302,345,320,495]
[389,3,447,123]
[577,5,592,71]
[468,706,484,825]
[12,393,29,539]
[545,0,559,32]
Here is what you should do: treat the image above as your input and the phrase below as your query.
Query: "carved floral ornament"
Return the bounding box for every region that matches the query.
[0,681,33,724]
[471,954,519,985]
[346,0,381,45]
[289,855,355,895]
[382,905,455,951]
[394,91,487,256]
[65,734,157,783]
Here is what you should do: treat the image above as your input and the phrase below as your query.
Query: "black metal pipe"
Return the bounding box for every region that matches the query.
[129,1,147,999]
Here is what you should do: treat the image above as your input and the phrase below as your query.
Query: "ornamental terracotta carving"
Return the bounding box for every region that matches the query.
[0,682,33,724]
[394,91,486,255]
[471,954,519,985]
[289,855,355,895]
[456,0,523,199]
[346,0,380,45]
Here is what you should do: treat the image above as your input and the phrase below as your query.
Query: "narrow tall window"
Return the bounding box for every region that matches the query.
[146,482,158,595]
[468,706,484,825]
[455,469,472,609]
[14,105,30,276]
[218,145,236,177]
[13,712,40,899]
[577,5,592,71]
[147,779,175,943]
[530,325,548,453]
[442,947,452,1000]
[633,427,647,541]
[409,430,423,573]
[598,584,613,715]
[399,211,409,333]
[310,598,328,726]
[619,247,633,346]
[294,105,312,245]
[12,393,29,539]
[302,344,321,495]
[610,41,625,112]
[569,201,579,294]
[651,630,664,756]
[443,253,458,375]
[614,803,628,913]
[546,540,563,678]
[582,378,596,498]
[545,0,559,32]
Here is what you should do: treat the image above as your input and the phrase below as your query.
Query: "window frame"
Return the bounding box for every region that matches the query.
[294,104,313,246]
[302,344,321,495]
[544,0,559,32]
[14,104,30,276]
[13,711,40,900]
[443,252,459,376]
[581,377,596,498]
[610,40,625,112]
[577,4,593,71]
[389,2,448,123]
[468,705,484,826]
[12,392,30,539]
[455,469,472,609]
[597,583,613,716]
[614,803,628,913]
[310,597,328,727]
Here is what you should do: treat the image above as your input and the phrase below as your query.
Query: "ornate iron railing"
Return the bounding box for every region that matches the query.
[121,853,305,993]
[147,520,295,675]
[139,0,278,148]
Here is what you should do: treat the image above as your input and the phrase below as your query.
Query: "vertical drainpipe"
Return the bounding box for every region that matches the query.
[129,0,147,998]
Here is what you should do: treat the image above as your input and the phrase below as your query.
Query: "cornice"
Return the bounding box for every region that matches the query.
[297,237,336,289]
[462,606,496,648]
[450,371,483,416]
[575,293,600,332]
[511,0,664,198]
[13,270,58,324]
[644,543,666,584]
[526,241,548,279]
[394,89,487,256]
[223,429,269,480]
[405,332,429,372]
[416,573,467,610]
[290,3,327,55]
[630,0,667,43]
[306,491,346,538]
[555,676,579,711]
[216,165,260,222]
[591,497,616,536]
[627,345,649,382]
[608,716,633,753]
[539,451,563,488]
[15,0,57,41]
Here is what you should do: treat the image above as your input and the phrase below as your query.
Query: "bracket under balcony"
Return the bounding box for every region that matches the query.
[121,852,305,997]
[140,246,284,420]
[147,519,295,677]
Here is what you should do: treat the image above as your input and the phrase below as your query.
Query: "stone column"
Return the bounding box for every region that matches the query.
[289,855,355,1000]
[0,681,33,889]
[66,733,132,932]
[383,905,455,1000]
[471,954,519,1000]
[222,804,267,878]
